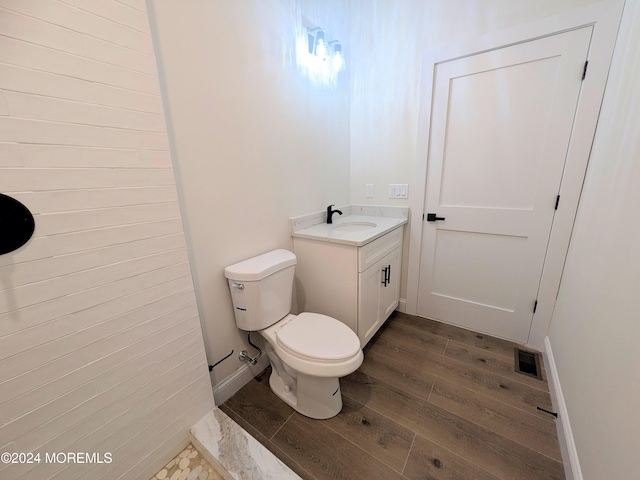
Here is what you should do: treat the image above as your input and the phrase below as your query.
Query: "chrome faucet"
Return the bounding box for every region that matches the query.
[326,204,343,224]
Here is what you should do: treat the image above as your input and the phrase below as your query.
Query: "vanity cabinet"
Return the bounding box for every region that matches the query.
[293,226,403,347]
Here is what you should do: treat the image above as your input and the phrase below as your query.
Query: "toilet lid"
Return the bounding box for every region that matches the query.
[276,312,361,361]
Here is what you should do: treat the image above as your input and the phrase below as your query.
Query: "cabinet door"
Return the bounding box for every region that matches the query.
[358,247,402,347]
[380,246,401,322]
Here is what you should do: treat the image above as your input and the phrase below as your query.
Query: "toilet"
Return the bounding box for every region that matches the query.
[224,249,363,419]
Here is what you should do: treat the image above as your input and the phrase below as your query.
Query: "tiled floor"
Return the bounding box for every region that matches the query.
[221,312,565,480]
[149,443,224,480]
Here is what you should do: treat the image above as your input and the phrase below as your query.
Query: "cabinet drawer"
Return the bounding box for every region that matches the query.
[358,227,403,272]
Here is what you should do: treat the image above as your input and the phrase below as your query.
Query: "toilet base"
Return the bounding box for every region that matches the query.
[269,369,343,420]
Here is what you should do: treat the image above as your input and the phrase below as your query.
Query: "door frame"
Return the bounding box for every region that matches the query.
[405,0,624,350]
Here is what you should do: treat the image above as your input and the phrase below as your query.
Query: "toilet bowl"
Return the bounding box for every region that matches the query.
[225,249,363,419]
[260,312,362,418]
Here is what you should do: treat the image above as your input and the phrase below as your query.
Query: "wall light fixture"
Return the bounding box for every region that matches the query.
[297,26,345,88]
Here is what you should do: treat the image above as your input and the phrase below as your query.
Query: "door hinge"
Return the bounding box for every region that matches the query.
[555,195,560,210]
[582,60,589,80]
[533,300,538,313]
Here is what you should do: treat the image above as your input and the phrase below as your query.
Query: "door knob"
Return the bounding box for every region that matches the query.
[426,213,446,222]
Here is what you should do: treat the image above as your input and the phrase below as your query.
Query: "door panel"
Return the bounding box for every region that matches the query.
[440,56,561,210]
[431,230,526,311]
[417,27,592,343]
[358,261,381,346]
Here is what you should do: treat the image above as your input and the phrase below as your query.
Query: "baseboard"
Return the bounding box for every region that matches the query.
[396,298,407,313]
[212,354,270,406]
[543,337,582,480]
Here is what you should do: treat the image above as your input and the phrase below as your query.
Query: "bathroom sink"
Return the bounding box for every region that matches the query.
[331,221,377,232]
[292,213,408,246]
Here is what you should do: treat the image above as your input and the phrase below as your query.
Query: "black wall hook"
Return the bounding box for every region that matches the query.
[0,193,35,255]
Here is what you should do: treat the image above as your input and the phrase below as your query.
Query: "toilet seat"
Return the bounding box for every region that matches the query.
[261,314,363,378]
[277,312,361,361]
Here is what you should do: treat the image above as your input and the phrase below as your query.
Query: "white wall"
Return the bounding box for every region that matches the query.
[0,2,214,479]
[147,0,351,390]
[548,1,640,478]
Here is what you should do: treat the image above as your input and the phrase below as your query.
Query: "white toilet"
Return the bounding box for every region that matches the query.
[224,249,363,419]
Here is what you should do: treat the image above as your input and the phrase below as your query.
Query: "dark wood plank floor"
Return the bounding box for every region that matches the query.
[221,312,564,480]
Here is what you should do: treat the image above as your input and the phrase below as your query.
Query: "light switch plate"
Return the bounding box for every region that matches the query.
[388,184,409,199]
[365,184,374,198]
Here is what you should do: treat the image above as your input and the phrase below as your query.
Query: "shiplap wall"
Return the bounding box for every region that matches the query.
[0,1,215,479]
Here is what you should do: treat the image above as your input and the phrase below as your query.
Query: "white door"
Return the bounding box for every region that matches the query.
[417,27,592,343]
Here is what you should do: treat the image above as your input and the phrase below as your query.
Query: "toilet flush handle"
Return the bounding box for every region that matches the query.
[231,282,244,290]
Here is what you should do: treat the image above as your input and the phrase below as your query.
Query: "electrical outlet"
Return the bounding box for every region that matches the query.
[365,184,374,198]
[388,184,409,199]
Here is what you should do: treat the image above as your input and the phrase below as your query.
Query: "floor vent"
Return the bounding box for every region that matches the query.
[514,348,543,380]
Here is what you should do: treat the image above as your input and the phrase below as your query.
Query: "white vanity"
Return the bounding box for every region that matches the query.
[290,206,408,347]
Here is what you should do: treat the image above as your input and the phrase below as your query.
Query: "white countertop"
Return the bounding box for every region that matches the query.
[291,214,407,246]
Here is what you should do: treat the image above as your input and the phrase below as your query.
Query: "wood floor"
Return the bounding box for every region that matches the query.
[220,312,564,480]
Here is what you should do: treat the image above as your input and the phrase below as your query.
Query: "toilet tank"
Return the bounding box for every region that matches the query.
[224,249,296,331]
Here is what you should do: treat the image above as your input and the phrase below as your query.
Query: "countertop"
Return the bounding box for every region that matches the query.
[291,214,407,247]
